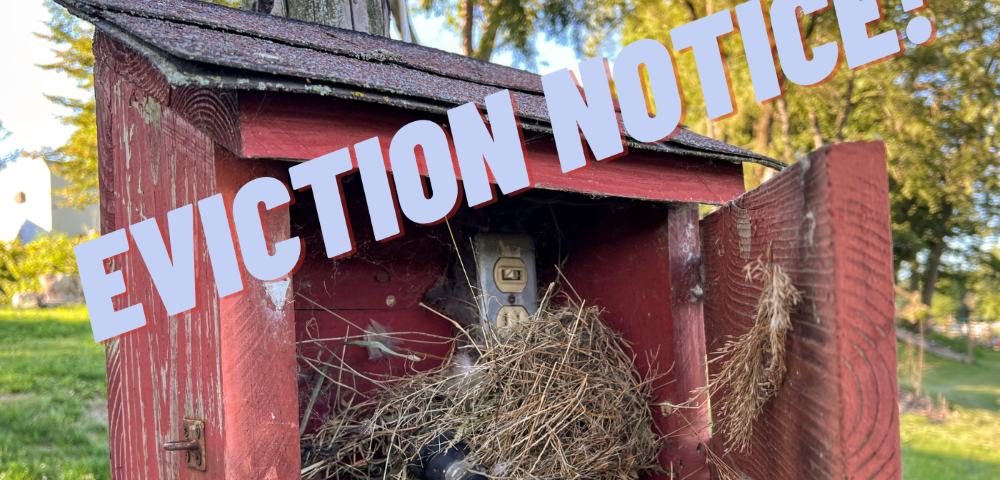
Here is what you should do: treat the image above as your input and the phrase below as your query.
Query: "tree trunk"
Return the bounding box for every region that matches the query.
[908,263,921,292]
[244,0,391,36]
[462,0,475,56]
[921,237,946,307]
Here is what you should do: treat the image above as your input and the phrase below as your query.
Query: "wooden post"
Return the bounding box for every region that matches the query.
[701,142,901,480]
[95,32,301,479]
[667,204,710,480]
[243,0,391,36]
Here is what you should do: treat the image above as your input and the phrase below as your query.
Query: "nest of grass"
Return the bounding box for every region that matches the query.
[300,299,664,480]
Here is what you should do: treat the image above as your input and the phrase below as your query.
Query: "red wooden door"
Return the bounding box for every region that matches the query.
[95,32,301,480]
[700,142,901,479]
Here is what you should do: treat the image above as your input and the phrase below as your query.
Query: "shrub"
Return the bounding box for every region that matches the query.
[0,233,93,305]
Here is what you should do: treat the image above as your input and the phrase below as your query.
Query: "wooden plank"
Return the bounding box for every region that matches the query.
[295,309,454,432]
[93,32,171,107]
[213,150,302,479]
[559,206,678,479]
[291,178,453,311]
[97,54,225,480]
[292,178,456,431]
[667,204,710,480]
[238,91,746,205]
[700,142,900,480]
[171,86,242,155]
[97,41,301,479]
[94,31,242,156]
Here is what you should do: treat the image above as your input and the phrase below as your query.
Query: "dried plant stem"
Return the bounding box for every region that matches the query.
[300,300,665,480]
[701,252,802,456]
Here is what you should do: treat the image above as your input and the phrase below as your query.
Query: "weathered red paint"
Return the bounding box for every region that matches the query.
[667,204,711,480]
[701,142,901,480]
[93,17,899,480]
[96,31,300,480]
[237,92,747,205]
[559,206,682,479]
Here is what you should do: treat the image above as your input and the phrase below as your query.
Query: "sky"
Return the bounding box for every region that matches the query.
[0,0,586,163]
[0,0,86,161]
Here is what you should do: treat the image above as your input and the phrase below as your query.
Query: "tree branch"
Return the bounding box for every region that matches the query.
[680,0,699,21]
[833,70,856,143]
[809,111,824,149]
[473,0,505,60]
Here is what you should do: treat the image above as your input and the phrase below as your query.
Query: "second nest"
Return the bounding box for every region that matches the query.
[301,302,664,480]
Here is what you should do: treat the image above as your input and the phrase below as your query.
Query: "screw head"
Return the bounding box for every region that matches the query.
[386,295,397,307]
[507,295,516,304]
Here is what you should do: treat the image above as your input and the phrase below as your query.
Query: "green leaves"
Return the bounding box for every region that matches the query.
[416,0,630,66]
[623,0,1000,308]
[31,1,98,210]
[0,233,93,305]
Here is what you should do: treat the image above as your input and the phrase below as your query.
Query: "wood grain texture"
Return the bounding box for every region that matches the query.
[667,205,710,480]
[97,42,301,479]
[295,309,454,432]
[700,142,900,480]
[93,32,171,107]
[95,31,242,156]
[97,56,225,480]
[292,177,456,431]
[213,150,302,480]
[559,207,678,478]
[238,91,746,204]
[171,87,242,155]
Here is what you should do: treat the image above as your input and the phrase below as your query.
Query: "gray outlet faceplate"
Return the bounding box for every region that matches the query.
[473,234,538,326]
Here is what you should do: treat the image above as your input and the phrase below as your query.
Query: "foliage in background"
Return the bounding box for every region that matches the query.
[31,1,97,210]
[415,0,630,66]
[426,0,1000,317]
[37,0,1000,319]
[0,121,22,169]
[620,0,1000,313]
[896,333,1000,479]
[0,233,92,305]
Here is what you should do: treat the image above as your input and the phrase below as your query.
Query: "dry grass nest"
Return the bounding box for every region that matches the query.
[301,300,664,480]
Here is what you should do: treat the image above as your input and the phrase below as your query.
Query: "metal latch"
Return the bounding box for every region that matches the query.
[163,418,206,471]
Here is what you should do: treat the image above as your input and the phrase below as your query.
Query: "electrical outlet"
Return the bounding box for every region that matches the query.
[473,234,537,325]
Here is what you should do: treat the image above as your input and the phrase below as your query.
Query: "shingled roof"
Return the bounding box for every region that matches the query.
[56,0,783,169]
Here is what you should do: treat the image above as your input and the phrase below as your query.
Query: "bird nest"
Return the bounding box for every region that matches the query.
[300,299,664,480]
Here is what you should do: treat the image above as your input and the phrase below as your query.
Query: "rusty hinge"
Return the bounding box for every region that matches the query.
[163,419,206,471]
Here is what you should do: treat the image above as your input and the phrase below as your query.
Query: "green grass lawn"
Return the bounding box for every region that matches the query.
[898,331,1000,480]
[0,307,109,480]
[1,307,998,479]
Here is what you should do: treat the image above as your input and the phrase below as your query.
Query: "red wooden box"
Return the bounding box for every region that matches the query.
[59,0,901,479]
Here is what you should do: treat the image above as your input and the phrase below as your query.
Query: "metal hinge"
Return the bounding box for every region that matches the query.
[163,418,207,471]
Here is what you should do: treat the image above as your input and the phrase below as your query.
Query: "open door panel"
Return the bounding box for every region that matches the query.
[701,142,901,480]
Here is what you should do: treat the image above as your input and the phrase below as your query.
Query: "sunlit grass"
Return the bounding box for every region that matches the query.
[2,305,998,480]
[901,409,1000,479]
[898,335,1000,479]
[0,306,109,480]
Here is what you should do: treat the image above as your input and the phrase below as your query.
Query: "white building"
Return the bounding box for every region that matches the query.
[0,157,98,242]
